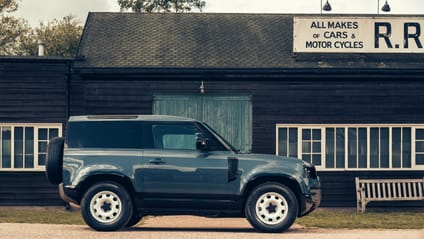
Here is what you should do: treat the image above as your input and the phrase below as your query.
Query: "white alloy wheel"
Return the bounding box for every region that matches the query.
[89,190,122,224]
[255,192,288,225]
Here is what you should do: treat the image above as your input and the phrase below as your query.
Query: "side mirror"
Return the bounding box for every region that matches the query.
[195,133,209,151]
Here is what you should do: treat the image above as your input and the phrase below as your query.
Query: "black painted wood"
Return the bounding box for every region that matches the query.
[0,61,69,123]
[0,172,63,206]
[319,171,424,207]
[77,77,424,154]
[0,59,70,206]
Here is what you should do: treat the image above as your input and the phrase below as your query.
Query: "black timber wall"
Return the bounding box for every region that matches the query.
[0,58,71,206]
[0,59,70,122]
[0,172,64,206]
[74,75,424,207]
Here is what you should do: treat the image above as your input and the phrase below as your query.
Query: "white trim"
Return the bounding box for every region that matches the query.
[0,123,62,172]
[276,123,424,171]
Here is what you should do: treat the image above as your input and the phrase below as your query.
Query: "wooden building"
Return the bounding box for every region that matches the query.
[0,57,71,205]
[1,13,424,207]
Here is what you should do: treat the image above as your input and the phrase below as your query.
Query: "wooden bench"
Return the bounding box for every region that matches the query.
[355,177,424,212]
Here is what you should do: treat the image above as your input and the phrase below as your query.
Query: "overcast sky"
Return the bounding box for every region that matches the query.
[12,0,424,26]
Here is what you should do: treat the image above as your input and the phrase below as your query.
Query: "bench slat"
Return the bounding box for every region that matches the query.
[356,177,424,213]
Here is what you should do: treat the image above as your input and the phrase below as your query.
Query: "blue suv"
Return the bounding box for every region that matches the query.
[46,115,320,232]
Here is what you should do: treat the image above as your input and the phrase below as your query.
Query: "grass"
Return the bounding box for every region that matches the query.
[297,207,424,229]
[0,207,84,225]
[0,207,423,229]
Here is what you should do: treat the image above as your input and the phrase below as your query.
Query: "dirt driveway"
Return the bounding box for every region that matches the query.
[0,216,422,239]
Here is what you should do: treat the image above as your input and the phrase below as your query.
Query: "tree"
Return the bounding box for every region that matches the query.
[0,0,82,57]
[117,0,206,13]
[0,0,33,55]
[25,16,83,57]
[0,0,18,13]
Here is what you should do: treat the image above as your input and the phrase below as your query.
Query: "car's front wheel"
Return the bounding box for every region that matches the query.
[245,183,298,233]
[81,182,133,231]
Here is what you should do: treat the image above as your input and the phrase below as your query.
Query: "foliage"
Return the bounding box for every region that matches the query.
[0,15,32,55]
[0,0,18,13]
[117,0,206,13]
[25,16,83,57]
[0,0,32,55]
[0,0,83,57]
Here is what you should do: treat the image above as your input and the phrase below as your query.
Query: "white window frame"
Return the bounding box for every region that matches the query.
[276,124,424,171]
[415,128,424,166]
[0,123,62,172]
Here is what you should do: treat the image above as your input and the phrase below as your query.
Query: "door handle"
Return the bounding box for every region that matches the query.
[148,158,166,165]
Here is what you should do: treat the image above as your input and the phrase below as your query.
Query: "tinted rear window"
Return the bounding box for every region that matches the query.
[66,121,142,149]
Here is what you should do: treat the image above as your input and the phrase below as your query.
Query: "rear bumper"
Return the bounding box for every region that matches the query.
[58,183,79,205]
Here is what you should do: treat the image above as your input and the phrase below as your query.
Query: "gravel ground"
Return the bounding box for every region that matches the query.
[0,216,423,239]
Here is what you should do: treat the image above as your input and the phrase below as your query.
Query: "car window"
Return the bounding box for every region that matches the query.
[66,121,142,149]
[152,124,198,150]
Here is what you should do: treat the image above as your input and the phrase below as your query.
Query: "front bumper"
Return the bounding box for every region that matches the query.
[300,187,321,217]
[299,176,321,217]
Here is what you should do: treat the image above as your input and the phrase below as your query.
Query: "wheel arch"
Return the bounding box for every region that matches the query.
[75,173,135,204]
[242,175,304,217]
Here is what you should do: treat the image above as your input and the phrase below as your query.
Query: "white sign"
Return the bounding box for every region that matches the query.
[293,16,424,53]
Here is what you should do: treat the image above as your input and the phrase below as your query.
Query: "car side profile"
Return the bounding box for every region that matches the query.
[46,115,320,232]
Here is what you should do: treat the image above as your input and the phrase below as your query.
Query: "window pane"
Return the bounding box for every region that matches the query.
[25,155,34,168]
[402,128,411,168]
[325,128,335,168]
[358,128,367,168]
[2,127,11,168]
[162,134,195,150]
[370,128,379,168]
[416,142,424,152]
[392,128,401,168]
[302,129,311,140]
[38,154,46,166]
[278,128,288,156]
[152,124,199,150]
[417,154,424,165]
[416,129,424,140]
[14,127,24,168]
[380,128,389,168]
[25,127,34,168]
[302,142,311,153]
[288,128,298,158]
[49,128,59,139]
[336,128,345,168]
[312,154,321,166]
[25,128,34,154]
[38,129,48,140]
[313,142,321,153]
[302,154,311,163]
[348,128,357,168]
[38,142,48,153]
[66,121,142,149]
[312,129,321,140]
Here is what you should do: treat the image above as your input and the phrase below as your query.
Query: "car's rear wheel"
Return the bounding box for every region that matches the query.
[45,137,64,184]
[245,183,298,233]
[81,182,133,231]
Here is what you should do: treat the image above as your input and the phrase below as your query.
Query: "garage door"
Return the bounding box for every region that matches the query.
[153,95,252,153]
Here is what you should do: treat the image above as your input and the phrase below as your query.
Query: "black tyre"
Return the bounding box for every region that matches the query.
[45,137,64,184]
[245,183,298,233]
[125,210,143,228]
[81,182,133,231]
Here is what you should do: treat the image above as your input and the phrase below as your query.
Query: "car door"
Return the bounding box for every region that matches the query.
[140,122,233,209]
